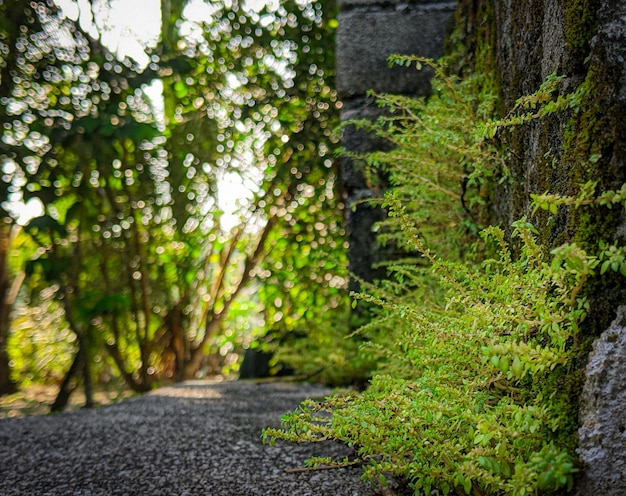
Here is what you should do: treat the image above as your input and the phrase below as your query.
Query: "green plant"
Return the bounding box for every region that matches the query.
[262,60,608,495]
[272,308,378,386]
[342,57,504,257]
[264,209,585,495]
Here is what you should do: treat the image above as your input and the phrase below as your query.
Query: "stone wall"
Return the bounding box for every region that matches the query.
[336,0,455,291]
[454,2,626,493]
[577,306,626,495]
[486,0,626,332]
[448,1,626,493]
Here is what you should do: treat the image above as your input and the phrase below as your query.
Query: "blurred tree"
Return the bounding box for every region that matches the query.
[153,0,344,379]
[1,0,344,404]
[1,0,159,403]
[0,222,20,395]
[0,0,82,395]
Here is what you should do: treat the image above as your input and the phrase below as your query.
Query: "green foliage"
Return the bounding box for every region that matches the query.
[346,57,503,255]
[273,308,377,386]
[2,0,345,400]
[266,212,585,494]
[263,60,602,495]
[482,72,585,140]
[529,179,626,215]
[271,56,502,385]
[8,298,76,386]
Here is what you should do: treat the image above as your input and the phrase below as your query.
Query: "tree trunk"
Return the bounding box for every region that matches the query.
[0,337,16,396]
[81,342,94,409]
[105,342,151,393]
[0,223,17,396]
[51,348,82,412]
[183,316,224,379]
[58,293,96,408]
[183,213,279,379]
[0,295,16,396]
[51,338,95,412]
[164,303,187,382]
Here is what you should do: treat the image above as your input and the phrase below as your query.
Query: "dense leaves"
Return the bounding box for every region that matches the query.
[263,60,593,495]
[1,0,347,404]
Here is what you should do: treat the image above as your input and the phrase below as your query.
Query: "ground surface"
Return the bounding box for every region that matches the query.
[0,380,397,496]
[0,384,135,418]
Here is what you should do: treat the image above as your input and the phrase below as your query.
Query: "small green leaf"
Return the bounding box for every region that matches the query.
[589,153,601,163]
[463,477,472,494]
[512,356,523,376]
[378,474,387,488]
[498,357,509,373]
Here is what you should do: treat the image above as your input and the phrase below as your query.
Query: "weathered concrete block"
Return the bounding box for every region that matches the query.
[344,199,388,293]
[339,101,394,198]
[340,100,394,152]
[594,0,626,104]
[576,306,626,495]
[339,102,396,291]
[336,6,455,98]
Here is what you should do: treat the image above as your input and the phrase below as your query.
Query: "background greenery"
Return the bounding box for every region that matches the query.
[0,0,347,407]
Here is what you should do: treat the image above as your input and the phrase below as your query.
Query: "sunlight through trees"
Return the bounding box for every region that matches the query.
[1,0,347,406]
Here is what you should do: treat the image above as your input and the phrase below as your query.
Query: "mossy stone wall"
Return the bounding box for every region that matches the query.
[455,2,626,492]
[455,0,626,333]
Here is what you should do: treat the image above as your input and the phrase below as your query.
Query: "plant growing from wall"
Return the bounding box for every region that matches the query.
[344,57,503,259]
[265,210,586,495]
[262,60,618,495]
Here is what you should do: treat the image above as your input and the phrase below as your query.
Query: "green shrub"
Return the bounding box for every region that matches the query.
[344,57,503,260]
[263,59,596,495]
[265,214,585,495]
[272,308,378,386]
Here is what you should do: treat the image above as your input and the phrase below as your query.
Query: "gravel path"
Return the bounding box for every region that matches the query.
[0,380,381,496]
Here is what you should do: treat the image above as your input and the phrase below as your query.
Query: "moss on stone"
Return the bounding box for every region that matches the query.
[450,0,625,335]
[562,65,624,240]
[564,0,601,58]
[561,65,626,333]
